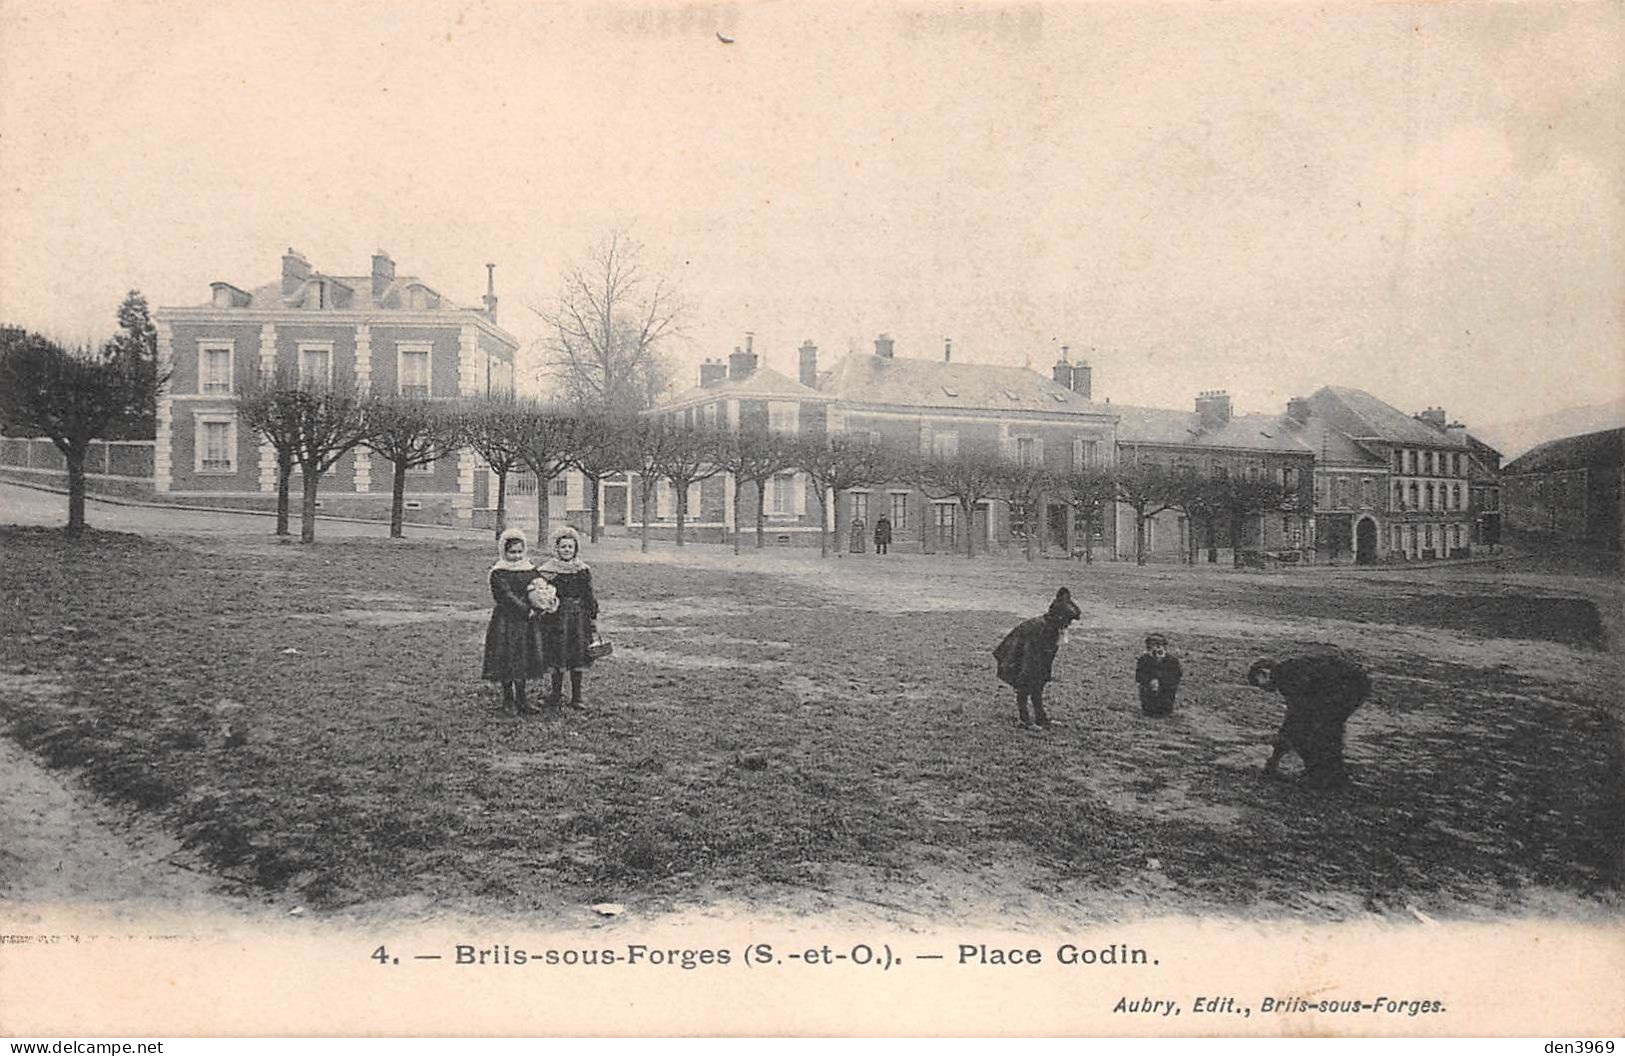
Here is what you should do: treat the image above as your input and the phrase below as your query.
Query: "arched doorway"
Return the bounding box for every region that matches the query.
[1355,516,1378,565]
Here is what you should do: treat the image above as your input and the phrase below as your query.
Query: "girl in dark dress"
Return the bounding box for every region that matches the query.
[992,587,1082,727]
[537,527,600,709]
[481,528,545,715]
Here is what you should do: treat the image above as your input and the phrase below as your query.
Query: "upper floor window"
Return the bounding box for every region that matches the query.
[931,430,959,459]
[1405,449,1416,474]
[199,343,233,394]
[1015,436,1041,467]
[1073,438,1100,470]
[405,286,432,310]
[298,343,333,387]
[767,401,799,435]
[398,344,431,397]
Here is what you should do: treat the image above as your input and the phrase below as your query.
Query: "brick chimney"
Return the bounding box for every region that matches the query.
[728,345,757,380]
[874,333,895,359]
[1446,422,1467,445]
[1052,345,1074,389]
[1195,390,1232,429]
[1415,406,1447,428]
[799,341,818,388]
[371,251,395,299]
[944,338,953,363]
[1286,396,1312,423]
[282,248,311,296]
[700,358,728,387]
[1072,359,1092,400]
[482,263,498,322]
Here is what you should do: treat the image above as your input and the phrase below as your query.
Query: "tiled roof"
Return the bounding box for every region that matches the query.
[1115,406,1316,455]
[1315,386,1469,447]
[1502,427,1624,475]
[1281,417,1388,467]
[820,353,1109,416]
[660,365,829,409]
[234,275,462,311]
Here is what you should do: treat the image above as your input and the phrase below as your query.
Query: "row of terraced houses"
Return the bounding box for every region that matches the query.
[41,249,1504,563]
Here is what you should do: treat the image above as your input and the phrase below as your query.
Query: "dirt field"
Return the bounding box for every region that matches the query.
[0,519,1619,928]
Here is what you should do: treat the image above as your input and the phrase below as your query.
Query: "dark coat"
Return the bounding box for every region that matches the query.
[1135,653,1183,714]
[993,615,1066,690]
[482,566,545,681]
[537,562,600,671]
[873,516,892,545]
[1270,655,1371,766]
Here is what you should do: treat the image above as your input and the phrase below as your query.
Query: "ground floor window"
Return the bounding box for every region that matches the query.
[890,492,908,531]
[849,491,870,526]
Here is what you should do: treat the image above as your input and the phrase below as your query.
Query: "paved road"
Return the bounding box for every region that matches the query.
[0,480,482,539]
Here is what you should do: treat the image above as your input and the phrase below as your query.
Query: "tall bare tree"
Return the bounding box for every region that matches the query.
[536,230,681,414]
[1114,464,1181,566]
[905,447,1007,559]
[569,413,639,543]
[0,329,167,533]
[1062,468,1117,564]
[998,460,1055,562]
[515,401,580,538]
[626,419,686,553]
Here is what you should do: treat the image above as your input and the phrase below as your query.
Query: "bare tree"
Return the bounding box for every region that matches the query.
[625,419,687,553]
[905,447,1007,559]
[0,329,167,533]
[1061,468,1117,564]
[998,460,1055,562]
[287,376,370,544]
[236,367,305,536]
[569,413,639,543]
[1167,475,1228,565]
[710,428,799,554]
[1220,477,1299,567]
[1114,465,1181,566]
[515,401,580,538]
[654,427,725,546]
[795,433,896,558]
[536,230,681,414]
[360,394,464,538]
[459,396,529,539]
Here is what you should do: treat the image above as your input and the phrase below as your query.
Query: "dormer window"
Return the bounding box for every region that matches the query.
[1002,388,1022,401]
[213,287,233,308]
[1050,392,1068,403]
[941,386,959,398]
[305,281,325,309]
[406,285,432,310]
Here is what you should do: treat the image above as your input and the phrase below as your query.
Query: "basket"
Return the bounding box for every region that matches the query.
[587,632,614,660]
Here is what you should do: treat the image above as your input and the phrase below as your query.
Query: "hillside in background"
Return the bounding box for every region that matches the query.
[1474,397,1625,462]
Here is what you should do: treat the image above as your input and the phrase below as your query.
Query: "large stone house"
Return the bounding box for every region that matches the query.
[153,249,518,527]
[651,335,1117,552]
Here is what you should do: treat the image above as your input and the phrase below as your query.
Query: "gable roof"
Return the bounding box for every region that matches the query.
[820,353,1110,417]
[659,365,830,410]
[1314,386,1469,447]
[1502,427,1624,476]
[1115,405,1316,455]
[1280,416,1389,468]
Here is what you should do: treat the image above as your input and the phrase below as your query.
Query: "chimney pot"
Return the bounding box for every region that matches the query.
[799,340,819,389]
[874,333,895,359]
[944,337,953,363]
[1195,390,1233,428]
[1072,361,1092,400]
[282,248,312,296]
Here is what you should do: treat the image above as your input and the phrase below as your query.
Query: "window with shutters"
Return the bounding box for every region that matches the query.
[932,431,959,459]
[398,344,431,397]
[200,343,233,394]
[768,401,799,434]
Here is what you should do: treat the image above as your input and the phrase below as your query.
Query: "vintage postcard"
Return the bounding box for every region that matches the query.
[1,0,1621,1039]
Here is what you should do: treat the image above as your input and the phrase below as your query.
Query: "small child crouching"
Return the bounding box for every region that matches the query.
[1135,633,1183,717]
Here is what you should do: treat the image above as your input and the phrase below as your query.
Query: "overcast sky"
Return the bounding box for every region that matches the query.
[2,0,1619,428]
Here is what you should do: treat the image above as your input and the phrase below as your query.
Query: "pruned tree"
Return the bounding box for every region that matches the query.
[1061,468,1117,564]
[236,367,305,536]
[902,447,1007,559]
[459,395,529,539]
[287,375,370,544]
[654,426,725,547]
[710,428,799,555]
[569,413,639,543]
[1221,477,1298,567]
[360,394,464,538]
[515,401,580,538]
[794,433,895,558]
[626,419,687,553]
[536,230,682,414]
[998,460,1056,562]
[0,329,167,533]
[1114,464,1181,566]
[1167,475,1228,565]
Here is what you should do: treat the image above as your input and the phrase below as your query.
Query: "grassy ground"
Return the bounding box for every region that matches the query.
[0,524,1619,923]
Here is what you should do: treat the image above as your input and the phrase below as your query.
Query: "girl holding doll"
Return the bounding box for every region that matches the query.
[481,528,551,715]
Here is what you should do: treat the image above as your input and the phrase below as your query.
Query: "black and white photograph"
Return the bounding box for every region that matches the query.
[0,0,1621,1040]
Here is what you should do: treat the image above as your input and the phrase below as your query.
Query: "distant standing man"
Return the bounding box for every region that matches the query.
[1248,653,1372,789]
[873,513,892,555]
